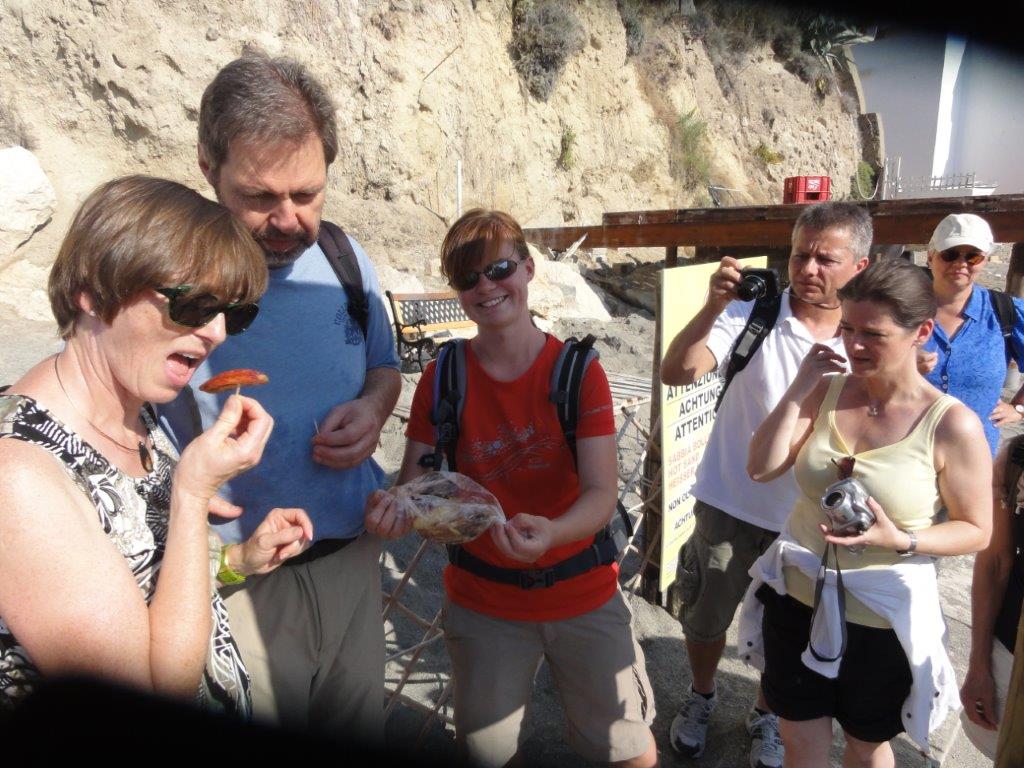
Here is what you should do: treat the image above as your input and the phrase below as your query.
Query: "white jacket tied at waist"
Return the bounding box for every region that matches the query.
[736,528,960,753]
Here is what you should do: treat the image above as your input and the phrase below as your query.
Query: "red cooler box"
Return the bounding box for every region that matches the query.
[784,175,831,204]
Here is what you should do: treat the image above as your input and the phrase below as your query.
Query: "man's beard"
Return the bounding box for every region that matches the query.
[256,226,315,268]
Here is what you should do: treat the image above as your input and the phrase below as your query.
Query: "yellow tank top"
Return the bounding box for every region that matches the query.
[784,374,956,627]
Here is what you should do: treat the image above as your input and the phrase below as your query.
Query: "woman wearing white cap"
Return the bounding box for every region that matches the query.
[919,213,1024,455]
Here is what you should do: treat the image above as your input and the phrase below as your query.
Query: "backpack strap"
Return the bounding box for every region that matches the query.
[549,334,599,465]
[990,289,1015,363]
[715,294,783,412]
[547,334,633,538]
[318,220,369,339]
[420,339,467,472]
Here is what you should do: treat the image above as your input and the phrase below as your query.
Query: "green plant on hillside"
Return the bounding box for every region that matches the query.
[668,108,710,190]
[510,1,586,101]
[753,142,783,165]
[558,127,576,171]
[803,14,867,73]
[850,160,879,200]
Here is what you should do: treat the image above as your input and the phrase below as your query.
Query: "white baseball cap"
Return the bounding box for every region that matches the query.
[928,213,995,254]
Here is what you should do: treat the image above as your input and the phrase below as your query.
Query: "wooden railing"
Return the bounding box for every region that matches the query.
[523,194,1024,254]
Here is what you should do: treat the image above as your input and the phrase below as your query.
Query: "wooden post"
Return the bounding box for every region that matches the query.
[995,605,1024,766]
[641,278,664,603]
[666,245,678,268]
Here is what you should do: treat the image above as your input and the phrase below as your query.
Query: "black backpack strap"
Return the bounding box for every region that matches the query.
[420,339,466,472]
[549,334,599,465]
[715,294,783,412]
[548,335,633,539]
[448,528,622,589]
[990,289,1015,363]
[318,220,368,339]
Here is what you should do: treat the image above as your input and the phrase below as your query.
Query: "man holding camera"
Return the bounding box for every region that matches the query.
[660,202,871,767]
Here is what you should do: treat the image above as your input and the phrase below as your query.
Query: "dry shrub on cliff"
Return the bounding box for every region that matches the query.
[510,1,586,101]
[669,108,710,189]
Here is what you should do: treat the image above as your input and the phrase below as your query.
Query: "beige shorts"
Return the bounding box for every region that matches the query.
[676,499,778,643]
[442,589,655,768]
[220,533,384,741]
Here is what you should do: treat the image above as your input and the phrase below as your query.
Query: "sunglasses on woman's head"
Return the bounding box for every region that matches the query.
[155,285,259,336]
[938,248,985,266]
[451,258,522,292]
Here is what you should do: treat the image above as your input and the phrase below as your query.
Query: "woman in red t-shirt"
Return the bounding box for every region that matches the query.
[365,209,657,768]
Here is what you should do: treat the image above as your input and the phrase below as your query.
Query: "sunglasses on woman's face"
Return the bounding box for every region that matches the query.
[155,285,259,336]
[938,248,985,266]
[452,258,523,292]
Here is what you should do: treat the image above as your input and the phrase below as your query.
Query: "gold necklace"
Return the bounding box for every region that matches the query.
[53,355,153,472]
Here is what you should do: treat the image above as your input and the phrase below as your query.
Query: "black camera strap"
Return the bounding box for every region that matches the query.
[808,541,848,663]
[714,293,782,412]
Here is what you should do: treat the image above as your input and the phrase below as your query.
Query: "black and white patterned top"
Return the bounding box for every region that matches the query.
[0,394,251,717]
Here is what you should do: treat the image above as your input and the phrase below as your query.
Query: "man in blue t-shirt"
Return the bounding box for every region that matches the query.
[159,50,400,739]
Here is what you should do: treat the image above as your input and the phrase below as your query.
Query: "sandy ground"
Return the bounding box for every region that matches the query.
[0,257,1006,767]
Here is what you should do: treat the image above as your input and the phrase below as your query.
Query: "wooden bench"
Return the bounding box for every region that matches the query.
[385,290,477,371]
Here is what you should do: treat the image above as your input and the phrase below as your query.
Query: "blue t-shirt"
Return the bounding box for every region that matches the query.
[923,286,1024,454]
[158,235,400,543]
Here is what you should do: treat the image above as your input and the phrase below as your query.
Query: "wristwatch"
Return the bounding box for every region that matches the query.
[896,530,918,557]
[1014,403,1024,415]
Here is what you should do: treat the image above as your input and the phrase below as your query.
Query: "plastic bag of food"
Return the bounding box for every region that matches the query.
[394,471,505,544]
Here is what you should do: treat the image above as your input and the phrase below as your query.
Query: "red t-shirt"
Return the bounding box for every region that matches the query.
[405,334,618,621]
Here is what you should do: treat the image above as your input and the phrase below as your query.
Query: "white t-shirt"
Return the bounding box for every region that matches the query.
[690,292,847,532]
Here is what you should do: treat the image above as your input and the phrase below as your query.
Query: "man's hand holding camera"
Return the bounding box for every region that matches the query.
[706,256,745,311]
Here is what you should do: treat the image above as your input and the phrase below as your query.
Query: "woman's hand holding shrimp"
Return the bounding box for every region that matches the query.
[174,394,274,503]
[819,496,914,552]
[364,489,412,540]
[491,514,554,563]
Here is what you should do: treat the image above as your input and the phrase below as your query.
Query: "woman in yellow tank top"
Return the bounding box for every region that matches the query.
[747,259,991,768]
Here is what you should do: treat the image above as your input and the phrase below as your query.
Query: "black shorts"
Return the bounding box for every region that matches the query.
[757,584,912,744]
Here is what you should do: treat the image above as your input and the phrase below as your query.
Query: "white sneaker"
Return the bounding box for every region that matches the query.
[670,687,717,758]
[746,708,785,768]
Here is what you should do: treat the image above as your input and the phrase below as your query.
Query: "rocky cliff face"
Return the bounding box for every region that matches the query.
[0,0,867,323]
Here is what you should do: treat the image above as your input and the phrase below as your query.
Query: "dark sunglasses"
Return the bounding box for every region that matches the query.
[938,248,985,266]
[155,285,259,336]
[451,258,523,291]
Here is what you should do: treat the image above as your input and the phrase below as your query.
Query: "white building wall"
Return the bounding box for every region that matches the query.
[947,43,1024,193]
[932,37,966,178]
[853,31,947,180]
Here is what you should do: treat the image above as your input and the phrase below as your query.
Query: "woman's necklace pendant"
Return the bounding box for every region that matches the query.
[138,441,153,473]
[867,404,880,417]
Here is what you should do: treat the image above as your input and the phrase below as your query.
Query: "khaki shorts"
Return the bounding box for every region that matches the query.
[676,499,778,643]
[442,589,655,767]
[220,533,384,741]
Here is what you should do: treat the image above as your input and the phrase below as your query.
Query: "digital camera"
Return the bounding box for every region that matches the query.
[737,267,781,302]
[820,477,875,552]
